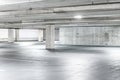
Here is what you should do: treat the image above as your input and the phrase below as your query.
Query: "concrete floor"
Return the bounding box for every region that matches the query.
[0,42,120,80]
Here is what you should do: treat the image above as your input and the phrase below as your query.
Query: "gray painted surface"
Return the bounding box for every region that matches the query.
[43,28,59,41]
[60,27,120,46]
[0,42,119,80]
[46,26,55,49]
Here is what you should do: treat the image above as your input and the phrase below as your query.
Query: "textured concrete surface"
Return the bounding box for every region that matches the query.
[0,42,120,80]
[60,27,120,46]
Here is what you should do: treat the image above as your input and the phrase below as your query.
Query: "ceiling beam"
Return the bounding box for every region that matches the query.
[0,22,120,29]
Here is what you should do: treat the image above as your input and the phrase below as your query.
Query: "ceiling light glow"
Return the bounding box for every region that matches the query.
[74,15,82,19]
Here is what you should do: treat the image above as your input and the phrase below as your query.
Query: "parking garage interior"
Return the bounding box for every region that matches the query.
[0,0,120,80]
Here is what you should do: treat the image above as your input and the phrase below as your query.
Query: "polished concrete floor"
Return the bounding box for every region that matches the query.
[0,42,120,80]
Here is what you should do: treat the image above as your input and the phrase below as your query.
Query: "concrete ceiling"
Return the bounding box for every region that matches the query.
[0,0,42,5]
[0,0,120,29]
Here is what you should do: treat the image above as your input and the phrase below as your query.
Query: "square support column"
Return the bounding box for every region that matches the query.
[15,29,19,41]
[8,29,14,43]
[46,25,55,49]
[38,29,43,42]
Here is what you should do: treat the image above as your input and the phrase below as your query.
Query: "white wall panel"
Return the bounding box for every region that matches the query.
[19,29,39,41]
[0,29,8,41]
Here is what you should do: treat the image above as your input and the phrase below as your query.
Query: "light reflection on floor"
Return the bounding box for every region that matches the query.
[0,42,119,80]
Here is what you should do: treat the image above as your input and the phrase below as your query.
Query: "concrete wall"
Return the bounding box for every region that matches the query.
[60,27,120,46]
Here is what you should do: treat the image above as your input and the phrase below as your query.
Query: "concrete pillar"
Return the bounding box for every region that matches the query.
[8,29,14,42]
[38,29,43,42]
[43,29,46,41]
[46,25,55,49]
[15,29,19,41]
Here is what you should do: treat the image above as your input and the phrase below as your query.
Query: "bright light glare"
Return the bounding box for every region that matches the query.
[74,15,82,19]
